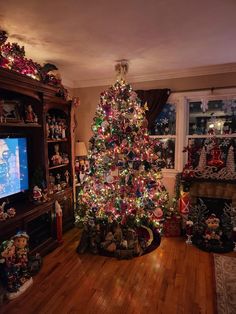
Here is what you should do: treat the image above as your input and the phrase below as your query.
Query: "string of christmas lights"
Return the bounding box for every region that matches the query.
[76,79,169,256]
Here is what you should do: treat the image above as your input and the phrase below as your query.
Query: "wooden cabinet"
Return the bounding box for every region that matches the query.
[0,68,75,255]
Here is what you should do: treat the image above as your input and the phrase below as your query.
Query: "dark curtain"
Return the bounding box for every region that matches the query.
[136,88,171,133]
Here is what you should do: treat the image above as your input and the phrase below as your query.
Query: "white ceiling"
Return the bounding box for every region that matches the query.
[0,0,236,88]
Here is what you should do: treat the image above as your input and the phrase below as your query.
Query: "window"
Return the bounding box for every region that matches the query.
[186,95,236,171]
[151,88,236,179]
[150,100,178,171]
[188,99,236,136]
[152,103,176,136]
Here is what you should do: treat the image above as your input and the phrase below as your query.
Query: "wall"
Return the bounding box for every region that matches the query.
[73,72,236,195]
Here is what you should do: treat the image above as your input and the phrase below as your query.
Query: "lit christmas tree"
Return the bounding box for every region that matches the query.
[76,62,169,258]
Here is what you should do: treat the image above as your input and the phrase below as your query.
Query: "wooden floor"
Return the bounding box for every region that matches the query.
[1,228,234,314]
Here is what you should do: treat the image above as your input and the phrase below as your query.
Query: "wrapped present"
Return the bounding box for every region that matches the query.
[163,216,181,237]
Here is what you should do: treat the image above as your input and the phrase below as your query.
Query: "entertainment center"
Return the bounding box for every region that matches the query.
[0,68,74,256]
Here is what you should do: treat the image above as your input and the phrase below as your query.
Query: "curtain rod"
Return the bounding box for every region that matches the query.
[171,85,236,94]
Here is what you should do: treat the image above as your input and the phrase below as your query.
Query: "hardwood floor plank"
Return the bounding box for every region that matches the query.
[1,228,235,314]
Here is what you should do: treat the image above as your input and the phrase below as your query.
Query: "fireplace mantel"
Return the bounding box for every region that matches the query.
[189,181,236,207]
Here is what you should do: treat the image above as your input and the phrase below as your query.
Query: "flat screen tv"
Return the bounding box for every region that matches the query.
[0,137,29,199]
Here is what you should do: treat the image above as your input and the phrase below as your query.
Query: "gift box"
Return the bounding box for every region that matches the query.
[163,216,181,237]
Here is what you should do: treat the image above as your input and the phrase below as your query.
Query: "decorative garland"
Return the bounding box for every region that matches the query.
[183,165,236,181]
[0,31,41,80]
[0,202,16,221]
[182,137,236,182]
[0,30,69,100]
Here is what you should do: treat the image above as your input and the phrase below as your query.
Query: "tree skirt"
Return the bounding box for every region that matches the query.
[213,254,236,314]
[77,227,161,259]
[99,230,161,258]
[192,236,234,253]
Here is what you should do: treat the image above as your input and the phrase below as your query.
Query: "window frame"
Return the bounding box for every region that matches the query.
[150,94,180,177]
[154,88,236,178]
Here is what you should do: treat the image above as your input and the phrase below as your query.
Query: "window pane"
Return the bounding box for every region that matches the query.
[151,103,176,135]
[188,99,236,135]
[153,138,175,169]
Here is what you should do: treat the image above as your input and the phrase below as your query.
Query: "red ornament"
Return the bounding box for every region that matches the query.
[208,142,224,167]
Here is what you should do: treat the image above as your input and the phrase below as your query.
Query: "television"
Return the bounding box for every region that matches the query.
[0,137,29,199]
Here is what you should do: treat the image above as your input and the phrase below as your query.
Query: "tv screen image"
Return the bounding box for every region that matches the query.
[0,137,29,199]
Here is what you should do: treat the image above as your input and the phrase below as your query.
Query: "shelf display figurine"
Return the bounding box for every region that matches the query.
[46,114,67,140]
[32,186,42,203]
[46,120,50,138]
[48,173,55,194]
[25,104,37,123]
[55,173,63,191]
[54,122,60,139]
[62,153,69,164]
[64,170,70,186]
[55,173,61,185]
[51,144,63,166]
[61,124,66,139]
[0,202,8,221]
[49,121,55,139]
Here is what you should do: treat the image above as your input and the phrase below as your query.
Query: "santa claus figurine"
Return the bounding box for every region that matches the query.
[25,105,37,123]
[33,186,42,203]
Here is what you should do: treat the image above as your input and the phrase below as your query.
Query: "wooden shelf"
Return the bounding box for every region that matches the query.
[0,68,74,257]
[0,122,42,128]
[49,186,72,198]
[47,138,68,143]
[48,163,69,170]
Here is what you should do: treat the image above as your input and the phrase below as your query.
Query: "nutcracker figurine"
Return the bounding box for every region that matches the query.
[55,201,63,245]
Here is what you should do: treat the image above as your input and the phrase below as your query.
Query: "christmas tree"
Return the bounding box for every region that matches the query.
[76,63,169,258]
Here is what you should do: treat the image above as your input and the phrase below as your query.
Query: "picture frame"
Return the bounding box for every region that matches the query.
[0,100,22,123]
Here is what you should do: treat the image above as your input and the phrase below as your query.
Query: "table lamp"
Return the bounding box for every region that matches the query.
[75,142,88,183]
[75,141,87,158]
